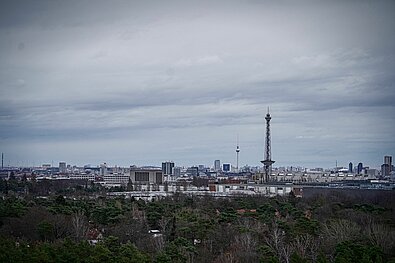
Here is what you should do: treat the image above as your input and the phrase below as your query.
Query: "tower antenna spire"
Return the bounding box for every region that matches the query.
[236,134,240,173]
[261,108,275,183]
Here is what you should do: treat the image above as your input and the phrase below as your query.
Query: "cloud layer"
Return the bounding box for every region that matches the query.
[1,0,394,168]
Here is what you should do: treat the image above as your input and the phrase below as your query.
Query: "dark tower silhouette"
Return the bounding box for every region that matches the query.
[357,162,363,174]
[236,135,240,173]
[1,153,3,169]
[261,108,275,183]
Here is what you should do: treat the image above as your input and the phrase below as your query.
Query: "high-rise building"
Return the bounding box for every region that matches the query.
[357,162,363,174]
[381,164,390,177]
[214,160,221,171]
[162,161,174,176]
[384,156,392,172]
[174,167,182,177]
[348,162,353,173]
[100,163,107,176]
[222,163,231,172]
[382,156,392,177]
[59,162,66,174]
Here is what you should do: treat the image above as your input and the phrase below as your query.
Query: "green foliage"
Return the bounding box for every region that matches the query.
[156,237,195,263]
[0,190,394,262]
[290,253,310,263]
[294,217,320,236]
[91,205,123,225]
[0,236,151,263]
[353,204,386,214]
[146,202,165,228]
[0,197,27,219]
[37,221,55,241]
[218,209,237,223]
[334,241,383,263]
[257,203,276,223]
[316,253,330,263]
[119,241,151,263]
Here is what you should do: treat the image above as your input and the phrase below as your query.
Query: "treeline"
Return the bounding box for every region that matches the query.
[0,188,395,262]
[0,176,103,196]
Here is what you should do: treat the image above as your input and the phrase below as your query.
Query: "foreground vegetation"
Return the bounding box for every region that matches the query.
[0,180,394,262]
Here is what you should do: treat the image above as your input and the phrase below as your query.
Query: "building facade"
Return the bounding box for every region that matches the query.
[162,162,174,176]
[214,160,221,171]
[59,162,67,174]
[103,173,130,185]
[222,163,231,172]
[130,167,163,185]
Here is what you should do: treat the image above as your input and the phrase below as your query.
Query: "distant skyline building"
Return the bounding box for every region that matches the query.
[381,164,390,177]
[384,156,392,172]
[214,160,221,171]
[382,155,393,177]
[162,161,174,176]
[174,167,182,177]
[130,166,163,185]
[100,163,107,176]
[357,162,363,174]
[261,108,275,183]
[59,162,66,174]
[222,163,231,172]
[348,162,353,173]
[186,166,198,177]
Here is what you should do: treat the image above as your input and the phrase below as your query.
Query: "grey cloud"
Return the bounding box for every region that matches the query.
[0,0,394,167]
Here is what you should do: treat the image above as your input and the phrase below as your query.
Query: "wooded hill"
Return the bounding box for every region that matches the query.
[0,180,394,262]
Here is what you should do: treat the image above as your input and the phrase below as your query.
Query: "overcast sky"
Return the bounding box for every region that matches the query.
[0,0,394,169]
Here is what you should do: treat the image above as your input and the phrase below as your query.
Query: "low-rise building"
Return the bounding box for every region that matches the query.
[103,173,130,186]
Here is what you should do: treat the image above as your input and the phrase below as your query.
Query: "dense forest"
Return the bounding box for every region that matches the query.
[0,178,394,262]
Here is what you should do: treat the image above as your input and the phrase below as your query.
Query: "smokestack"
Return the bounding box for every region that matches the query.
[1,153,3,169]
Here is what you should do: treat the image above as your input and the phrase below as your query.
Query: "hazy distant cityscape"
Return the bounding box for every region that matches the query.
[1,0,395,262]
[1,110,394,195]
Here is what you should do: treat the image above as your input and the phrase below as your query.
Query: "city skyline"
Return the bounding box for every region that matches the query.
[1,0,394,168]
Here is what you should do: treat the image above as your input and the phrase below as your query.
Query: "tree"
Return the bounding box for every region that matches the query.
[118,241,151,263]
[37,221,55,241]
[72,210,88,241]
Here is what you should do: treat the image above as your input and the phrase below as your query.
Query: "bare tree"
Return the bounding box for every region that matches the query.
[214,251,238,263]
[151,234,165,251]
[366,222,395,254]
[234,232,256,252]
[322,219,360,244]
[131,202,145,221]
[158,216,171,235]
[291,234,319,262]
[264,222,292,263]
[72,210,88,241]
[52,214,72,239]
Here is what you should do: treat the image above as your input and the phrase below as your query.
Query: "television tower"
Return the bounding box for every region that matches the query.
[236,135,240,173]
[261,108,275,183]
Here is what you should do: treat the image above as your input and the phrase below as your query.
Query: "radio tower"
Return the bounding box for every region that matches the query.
[261,108,275,183]
[236,135,240,173]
